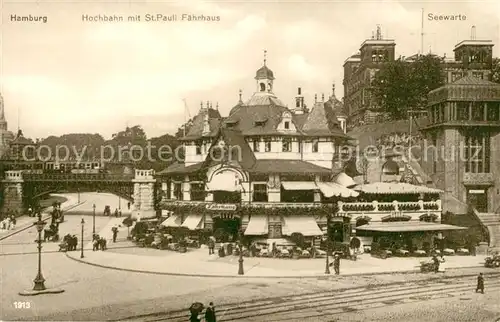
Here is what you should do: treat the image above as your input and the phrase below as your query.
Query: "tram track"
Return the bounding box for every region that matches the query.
[117,272,500,322]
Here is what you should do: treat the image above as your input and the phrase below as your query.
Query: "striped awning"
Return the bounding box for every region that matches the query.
[244,215,268,235]
[181,215,204,230]
[160,215,182,228]
[282,216,323,236]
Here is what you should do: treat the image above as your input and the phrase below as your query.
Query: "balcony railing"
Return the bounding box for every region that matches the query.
[21,173,134,182]
[338,200,441,213]
[161,200,323,208]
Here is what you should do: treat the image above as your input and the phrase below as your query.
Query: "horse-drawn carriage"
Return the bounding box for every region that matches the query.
[44,223,60,242]
[103,206,111,216]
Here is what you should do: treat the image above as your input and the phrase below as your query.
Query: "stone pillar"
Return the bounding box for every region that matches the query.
[131,169,157,220]
[1,171,25,215]
[182,175,191,201]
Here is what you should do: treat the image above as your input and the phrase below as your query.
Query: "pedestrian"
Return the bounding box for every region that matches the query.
[10,215,16,230]
[114,208,119,217]
[127,202,131,210]
[208,237,215,255]
[432,255,440,273]
[93,234,100,251]
[112,226,118,243]
[6,217,11,230]
[118,209,122,217]
[205,302,216,322]
[333,254,340,275]
[476,273,484,294]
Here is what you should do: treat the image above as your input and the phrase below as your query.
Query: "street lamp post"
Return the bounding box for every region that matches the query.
[33,211,46,290]
[238,230,244,275]
[19,210,64,296]
[325,213,331,275]
[77,188,80,204]
[80,218,85,258]
[92,204,96,235]
[119,196,121,210]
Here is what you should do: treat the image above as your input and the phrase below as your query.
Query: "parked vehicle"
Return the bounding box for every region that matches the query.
[484,255,500,268]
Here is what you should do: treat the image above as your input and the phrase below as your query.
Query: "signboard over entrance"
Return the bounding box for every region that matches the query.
[205,204,237,211]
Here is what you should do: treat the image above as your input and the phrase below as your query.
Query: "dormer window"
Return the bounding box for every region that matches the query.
[225,119,238,128]
[284,121,290,129]
[254,118,267,126]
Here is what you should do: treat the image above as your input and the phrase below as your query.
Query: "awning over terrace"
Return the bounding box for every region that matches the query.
[353,182,443,194]
[282,216,323,236]
[316,182,359,198]
[355,222,467,232]
[160,215,182,228]
[181,214,204,230]
[281,181,318,190]
[244,215,268,235]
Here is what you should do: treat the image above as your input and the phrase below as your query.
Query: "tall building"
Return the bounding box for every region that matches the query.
[343,26,396,129]
[343,26,495,130]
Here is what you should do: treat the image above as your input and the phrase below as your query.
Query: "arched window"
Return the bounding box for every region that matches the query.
[260,83,266,92]
[267,83,272,91]
[382,159,399,175]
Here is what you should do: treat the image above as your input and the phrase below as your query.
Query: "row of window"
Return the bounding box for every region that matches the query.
[430,102,500,123]
[431,131,491,174]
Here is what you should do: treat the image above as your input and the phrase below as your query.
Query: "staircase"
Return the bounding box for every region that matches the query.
[473,209,500,250]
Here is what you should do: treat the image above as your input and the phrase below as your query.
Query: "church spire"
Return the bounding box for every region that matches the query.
[238,89,243,103]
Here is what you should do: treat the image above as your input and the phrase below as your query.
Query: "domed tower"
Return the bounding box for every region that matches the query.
[255,50,274,93]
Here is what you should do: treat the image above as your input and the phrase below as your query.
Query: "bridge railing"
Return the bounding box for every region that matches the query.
[22,173,135,181]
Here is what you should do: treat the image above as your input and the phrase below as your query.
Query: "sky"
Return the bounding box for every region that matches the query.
[1,0,499,140]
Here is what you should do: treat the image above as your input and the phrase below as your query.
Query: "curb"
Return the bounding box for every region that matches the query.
[0,201,86,242]
[64,252,487,279]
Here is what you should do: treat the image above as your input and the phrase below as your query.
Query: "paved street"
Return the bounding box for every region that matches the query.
[1,193,499,321]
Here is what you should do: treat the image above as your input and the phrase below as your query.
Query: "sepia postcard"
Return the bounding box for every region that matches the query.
[1,0,500,321]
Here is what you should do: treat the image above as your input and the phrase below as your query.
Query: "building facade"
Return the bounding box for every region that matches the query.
[158,59,357,245]
[343,26,495,130]
[420,76,500,247]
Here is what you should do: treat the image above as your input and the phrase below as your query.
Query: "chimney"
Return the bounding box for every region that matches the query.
[321,93,325,102]
[314,94,317,103]
[298,87,301,95]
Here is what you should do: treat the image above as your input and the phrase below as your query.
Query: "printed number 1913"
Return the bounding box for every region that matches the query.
[14,301,31,309]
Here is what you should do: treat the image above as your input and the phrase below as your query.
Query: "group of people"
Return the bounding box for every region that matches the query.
[431,254,446,273]
[92,234,107,251]
[61,234,78,251]
[190,302,216,322]
[0,214,17,230]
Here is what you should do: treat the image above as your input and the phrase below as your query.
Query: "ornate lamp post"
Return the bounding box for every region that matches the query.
[33,211,47,290]
[92,204,96,235]
[19,211,64,296]
[81,217,85,258]
[238,229,244,275]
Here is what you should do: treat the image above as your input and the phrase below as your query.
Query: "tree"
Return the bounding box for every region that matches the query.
[372,54,444,120]
[492,57,500,84]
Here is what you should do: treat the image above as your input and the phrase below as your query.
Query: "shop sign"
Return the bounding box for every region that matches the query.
[205,204,237,211]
